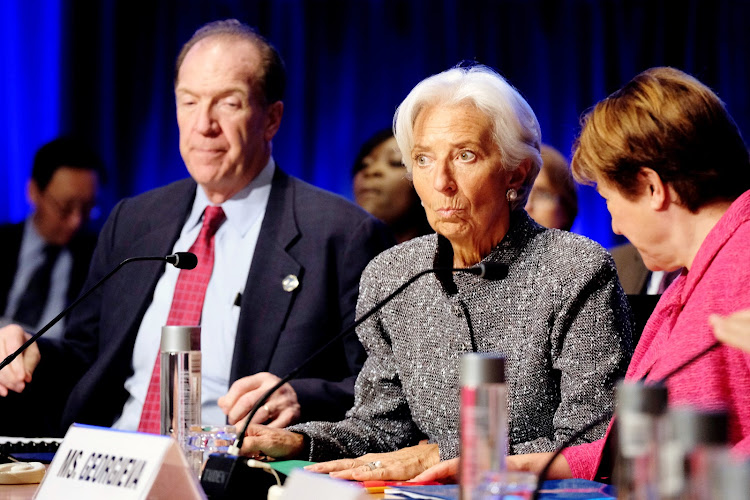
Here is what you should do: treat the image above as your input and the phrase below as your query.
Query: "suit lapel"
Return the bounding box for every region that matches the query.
[106,180,197,352]
[231,169,301,380]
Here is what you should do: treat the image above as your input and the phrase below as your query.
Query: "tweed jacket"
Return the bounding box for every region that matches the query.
[291,211,633,461]
[562,190,750,479]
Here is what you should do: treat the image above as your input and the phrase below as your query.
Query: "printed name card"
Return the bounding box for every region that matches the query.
[36,424,206,500]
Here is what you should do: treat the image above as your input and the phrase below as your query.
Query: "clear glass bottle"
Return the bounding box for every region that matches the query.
[160,325,202,450]
[660,407,728,499]
[614,380,668,500]
[459,353,507,500]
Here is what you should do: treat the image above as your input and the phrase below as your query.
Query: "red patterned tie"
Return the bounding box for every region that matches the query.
[137,206,226,433]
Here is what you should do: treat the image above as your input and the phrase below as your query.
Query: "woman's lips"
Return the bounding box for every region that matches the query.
[434,207,463,217]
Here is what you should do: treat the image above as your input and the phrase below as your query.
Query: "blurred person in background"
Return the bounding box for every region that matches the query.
[525,144,577,231]
[0,137,104,339]
[352,128,432,243]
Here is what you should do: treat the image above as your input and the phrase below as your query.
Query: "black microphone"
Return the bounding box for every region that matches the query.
[530,339,722,500]
[0,252,197,373]
[200,262,508,499]
[166,252,198,270]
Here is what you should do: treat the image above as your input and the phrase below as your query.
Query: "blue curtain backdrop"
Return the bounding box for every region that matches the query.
[2,0,749,249]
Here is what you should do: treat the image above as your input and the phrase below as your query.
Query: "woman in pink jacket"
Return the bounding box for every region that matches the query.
[417,66,750,482]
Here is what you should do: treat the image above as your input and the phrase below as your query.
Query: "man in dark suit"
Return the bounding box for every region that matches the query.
[0,20,391,437]
[0,138,103,338]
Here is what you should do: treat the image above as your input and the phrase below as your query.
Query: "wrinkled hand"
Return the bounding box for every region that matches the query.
[218,372,301,428]
[239,423,305,459]
[412,457,458,483]
[0,324,39,397]
[305,443,440,481]
[710,311,750,354]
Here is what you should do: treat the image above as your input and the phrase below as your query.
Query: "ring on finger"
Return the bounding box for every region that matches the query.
[366,460,382,471]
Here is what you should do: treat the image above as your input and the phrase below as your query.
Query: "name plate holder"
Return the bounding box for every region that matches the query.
[35,423,205,499]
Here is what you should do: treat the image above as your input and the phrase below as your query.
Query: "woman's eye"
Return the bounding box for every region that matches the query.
[415,155,430,166]
[459,151,476,161]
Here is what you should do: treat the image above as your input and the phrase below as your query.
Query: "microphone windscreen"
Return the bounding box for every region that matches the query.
[171,252,198,270]
[479,262,509,280]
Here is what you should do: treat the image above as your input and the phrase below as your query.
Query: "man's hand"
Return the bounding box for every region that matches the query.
[0,324,40,396]
[218,372,301,428]
[240,423,305,459]
[305,443,440,481]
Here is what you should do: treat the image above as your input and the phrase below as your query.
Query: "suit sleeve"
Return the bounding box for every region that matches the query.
[289,215,395,422]
[512,253,633,454]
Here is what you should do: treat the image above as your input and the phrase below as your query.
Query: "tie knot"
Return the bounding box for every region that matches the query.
[202,206,226,238]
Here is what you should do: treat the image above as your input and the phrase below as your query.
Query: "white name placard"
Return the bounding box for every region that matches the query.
[35,424,205,500]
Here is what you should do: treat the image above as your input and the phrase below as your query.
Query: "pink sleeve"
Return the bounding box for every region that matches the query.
[560,438,605,480]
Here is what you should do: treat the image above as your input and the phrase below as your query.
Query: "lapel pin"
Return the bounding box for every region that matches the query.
[282,274,299,292]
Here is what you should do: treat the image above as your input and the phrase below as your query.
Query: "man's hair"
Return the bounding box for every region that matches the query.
[174,19,286,105]
[572,67,750,212]
[393,64,542,211]
[32,137,106,191]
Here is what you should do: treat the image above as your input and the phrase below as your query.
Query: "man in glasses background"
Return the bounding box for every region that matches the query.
[0,137,104,338]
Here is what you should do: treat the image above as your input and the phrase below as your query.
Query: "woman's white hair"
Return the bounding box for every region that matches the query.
[393,64,542,211]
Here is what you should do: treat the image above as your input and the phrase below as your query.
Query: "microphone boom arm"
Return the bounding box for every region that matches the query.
[0,254,192,372]
[231,262,506,454]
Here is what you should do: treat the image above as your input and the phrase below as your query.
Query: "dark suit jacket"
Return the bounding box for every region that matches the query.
[0,221,96,316]
[18,168,391,436]
[610,242,649,295]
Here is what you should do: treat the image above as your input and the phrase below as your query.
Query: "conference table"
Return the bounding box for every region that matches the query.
[0,436,617,499]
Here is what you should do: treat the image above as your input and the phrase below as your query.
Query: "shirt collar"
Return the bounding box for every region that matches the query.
[186,157,276,237]
[24,216,51,255]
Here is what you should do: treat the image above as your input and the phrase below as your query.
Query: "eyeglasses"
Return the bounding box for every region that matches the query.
[43,193,100,221]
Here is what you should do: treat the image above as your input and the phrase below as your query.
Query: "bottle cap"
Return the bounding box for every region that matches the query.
[670,407,729,447]
[460,353,505,386]
[161,325,201,352]
[616,380,668,415]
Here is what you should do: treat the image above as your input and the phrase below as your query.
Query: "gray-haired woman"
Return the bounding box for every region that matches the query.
[237,65,632,481]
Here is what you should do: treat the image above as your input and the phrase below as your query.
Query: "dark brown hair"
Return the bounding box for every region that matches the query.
[572,67,750,212]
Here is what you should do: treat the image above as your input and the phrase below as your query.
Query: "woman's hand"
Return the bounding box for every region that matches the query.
[506,452,572,479]
[239,424,305,460]
[304,443,440,481]
[412,452,574,483]
[411,457,458,483]
[710,311,750,353]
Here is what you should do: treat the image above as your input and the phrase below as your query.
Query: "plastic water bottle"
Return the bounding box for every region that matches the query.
[460,353,507,500]
[160,325,202,448]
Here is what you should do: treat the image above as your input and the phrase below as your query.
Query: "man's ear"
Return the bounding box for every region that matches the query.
[27,180,42,207]
[640,168,669,210]
[264,101,284,142]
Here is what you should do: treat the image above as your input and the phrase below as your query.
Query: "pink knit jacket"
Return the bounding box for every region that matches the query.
[562,190,750,479]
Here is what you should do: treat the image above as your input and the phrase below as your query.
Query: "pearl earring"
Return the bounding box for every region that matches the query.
[506,188,518,202]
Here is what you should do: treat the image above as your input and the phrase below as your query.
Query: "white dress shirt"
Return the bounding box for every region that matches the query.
[2,218,72,339]
[113,159,274,430]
